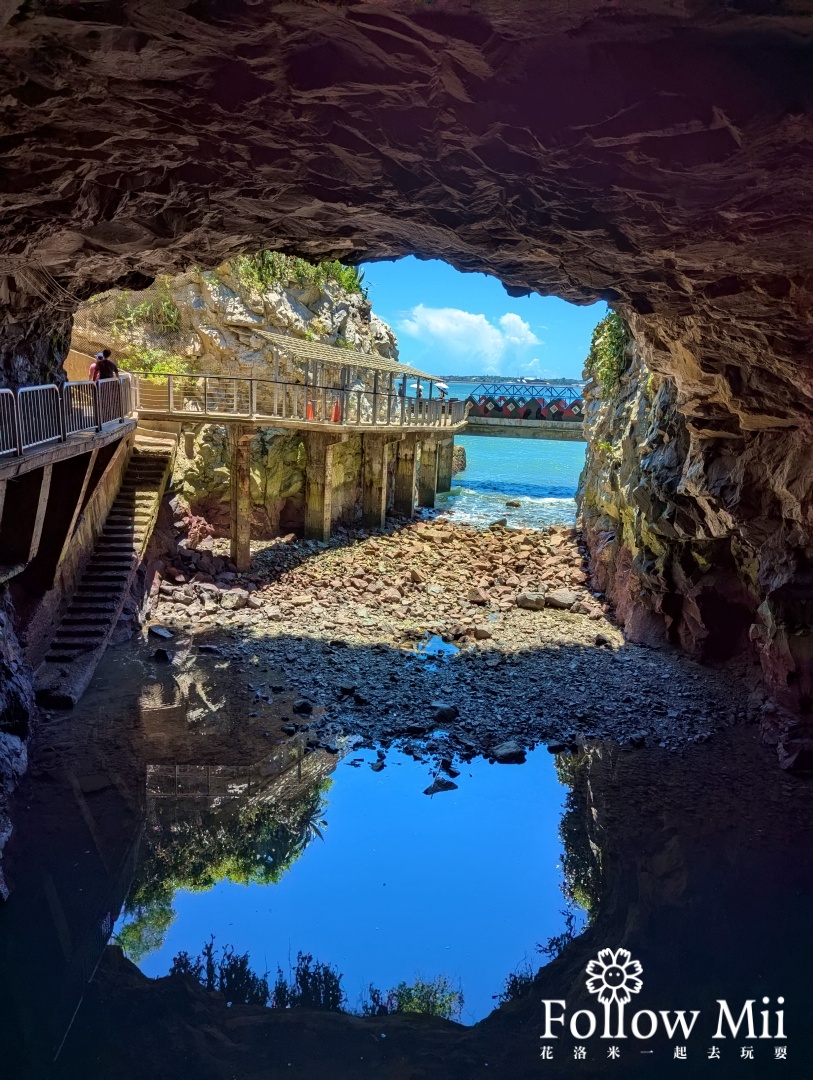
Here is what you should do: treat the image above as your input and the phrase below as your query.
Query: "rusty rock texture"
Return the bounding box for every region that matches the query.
[1,1,813,721]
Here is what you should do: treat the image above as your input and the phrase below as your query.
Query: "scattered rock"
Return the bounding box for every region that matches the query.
[546,588,581,609]
[505,500,521,508]
[492,739,526,764]
[148,625,174,640]
[515,590,546,611]
[432,703,459,725]
[473,624,493,640]
[370,759,386,772]
[293,699,313,715]
[423,776,458,795]
[594,633,612,647]
[467,587,489,605]
[152,647,173,663]
[221,588,249,611]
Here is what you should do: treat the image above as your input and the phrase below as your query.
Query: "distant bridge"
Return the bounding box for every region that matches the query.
[461,383,585,441]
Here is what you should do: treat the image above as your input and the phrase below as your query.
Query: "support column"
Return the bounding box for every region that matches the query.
[437,436,454,493]
[393,435,417,518]
[418,437,438,508]
[362,434,388,530]
[230,426,252,571]
[304,433,336,541]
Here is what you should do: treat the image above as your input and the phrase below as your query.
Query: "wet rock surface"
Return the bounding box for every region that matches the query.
[147,517,752,764]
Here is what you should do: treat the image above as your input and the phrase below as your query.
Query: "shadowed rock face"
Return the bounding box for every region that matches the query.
[2,1,813,721]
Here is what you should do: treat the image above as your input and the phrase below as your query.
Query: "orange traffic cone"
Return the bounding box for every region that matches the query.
[331,398,341,423]
[306,399,314,420]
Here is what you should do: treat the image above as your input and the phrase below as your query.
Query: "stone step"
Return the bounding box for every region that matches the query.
[56,627,107,639]
[46,637,101,650]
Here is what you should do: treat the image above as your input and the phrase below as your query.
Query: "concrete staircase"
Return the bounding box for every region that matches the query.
[35,442,175,707]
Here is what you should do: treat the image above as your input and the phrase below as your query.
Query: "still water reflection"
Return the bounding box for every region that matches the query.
[0,633,811,1079]
[121,745,575,1024]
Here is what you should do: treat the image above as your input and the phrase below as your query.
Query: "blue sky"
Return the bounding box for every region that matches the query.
[361,256,606,380]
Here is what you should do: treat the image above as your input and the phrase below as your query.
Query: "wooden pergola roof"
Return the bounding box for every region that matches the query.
[255,329,436,381]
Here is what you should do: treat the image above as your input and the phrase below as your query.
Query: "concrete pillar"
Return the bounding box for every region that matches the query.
[393,436,417,518]
[418,437,438,508]
[437,437,454,493]
[0,464,52,567]
[230,426,252,571]
[304,433,336,541]
[362,434,388,530]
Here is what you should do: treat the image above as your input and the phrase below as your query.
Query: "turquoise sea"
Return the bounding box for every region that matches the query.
[438,381,585,529]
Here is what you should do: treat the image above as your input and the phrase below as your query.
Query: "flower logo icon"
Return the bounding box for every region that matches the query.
[585,949,643,1036]
[586,948,643,1004]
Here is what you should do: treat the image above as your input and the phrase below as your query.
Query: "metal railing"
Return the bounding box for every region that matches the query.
[0,388,19,456]
[0,375,133,458]
[130,371,468,429]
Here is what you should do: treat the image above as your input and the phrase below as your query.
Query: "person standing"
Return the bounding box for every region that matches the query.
[89,348,118,382]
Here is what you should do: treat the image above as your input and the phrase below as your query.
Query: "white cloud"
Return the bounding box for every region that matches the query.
[397,305,540,375]
[498,313,540,347]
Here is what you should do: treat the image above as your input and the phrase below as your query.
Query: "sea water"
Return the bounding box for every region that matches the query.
[435,382,585,530]
[438,433,584,530]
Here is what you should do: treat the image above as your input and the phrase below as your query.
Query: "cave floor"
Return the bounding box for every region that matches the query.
[2,520,805,1080]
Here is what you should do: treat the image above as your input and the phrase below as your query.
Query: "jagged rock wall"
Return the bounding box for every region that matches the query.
[1,1,813,720]
[71,264,397,377]
[577,344,813,760]
[0,590,32,899]
[577,351,758,663]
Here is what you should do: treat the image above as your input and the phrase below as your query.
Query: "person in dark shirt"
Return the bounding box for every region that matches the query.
[89,348,119,382]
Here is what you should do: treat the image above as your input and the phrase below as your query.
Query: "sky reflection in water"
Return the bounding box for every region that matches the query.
[127,746,577,1023]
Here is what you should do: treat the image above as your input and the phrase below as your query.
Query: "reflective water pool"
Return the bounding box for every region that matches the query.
[3,631,813,1079]
[118,745,579,1023]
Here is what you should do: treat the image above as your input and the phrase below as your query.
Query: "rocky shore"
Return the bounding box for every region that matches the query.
[144,515,753,772]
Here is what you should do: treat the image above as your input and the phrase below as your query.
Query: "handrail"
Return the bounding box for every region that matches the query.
[127,371,468,429]
[0,388,21,456]
[0,376,133,459]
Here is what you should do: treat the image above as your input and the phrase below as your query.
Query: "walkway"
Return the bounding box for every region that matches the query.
[130,372,466,431]
[463,382,585,440]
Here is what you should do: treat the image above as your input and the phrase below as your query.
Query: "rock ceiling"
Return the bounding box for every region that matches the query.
[2,0,813,717]
[0,1,811,415]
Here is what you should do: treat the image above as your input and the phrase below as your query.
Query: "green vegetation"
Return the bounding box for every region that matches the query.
[116,783,330,961]
[172,938,270,1006]
[170,943,464,1020]
[114,893,175,964]
[585,310,630,396]
[555,753,602,917]
[231,251,368,298]
[538,904,581,961]
[117,344,191,376]
[111,277,181,338]
[493,964,537,1006]
[271,952,345,1011]
[361,976,464,1020]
